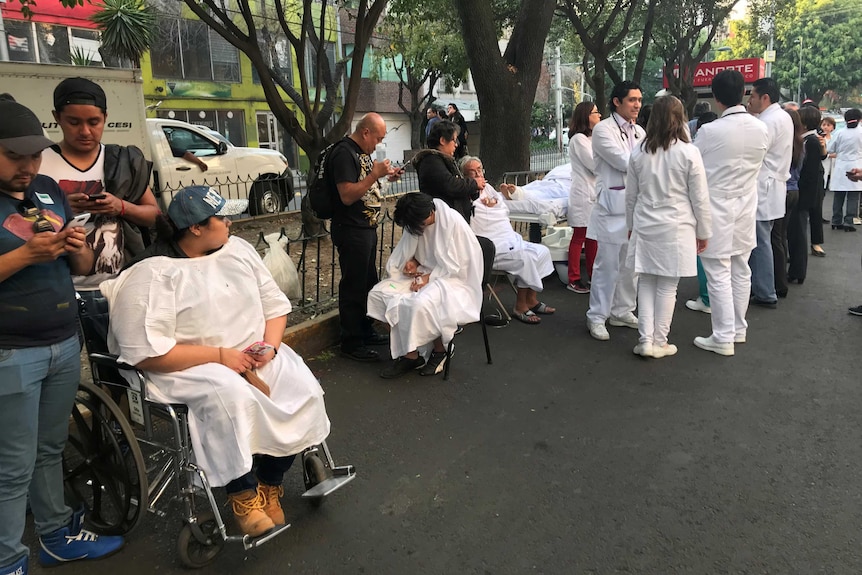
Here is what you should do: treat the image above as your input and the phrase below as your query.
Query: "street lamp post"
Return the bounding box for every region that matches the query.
[796,37,804,103]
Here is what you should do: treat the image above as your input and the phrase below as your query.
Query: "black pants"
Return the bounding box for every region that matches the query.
[772,190,797,296]
[331,223,378,352]
[807,191,825,246]
[787,191,810,281]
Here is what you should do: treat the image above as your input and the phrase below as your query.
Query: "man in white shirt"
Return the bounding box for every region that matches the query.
[746,77,793,308]
[693,70,769,356]
[585,80,644,341]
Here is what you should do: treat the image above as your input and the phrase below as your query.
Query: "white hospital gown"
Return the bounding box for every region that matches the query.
[100,237,330,487]
[470,185,553,291]
[367,199,483,359]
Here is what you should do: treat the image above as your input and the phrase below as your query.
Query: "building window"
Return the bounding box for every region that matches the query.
[210,31,239,82]
[6,20,36,62]
[304,41,335,86]
[252,35,293,86]
[70,28,103,65]
[150,16,240,83]
[156,109,247,146]
[36,24,71,64]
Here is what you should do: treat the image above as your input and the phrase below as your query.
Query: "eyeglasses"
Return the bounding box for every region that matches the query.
[590,111,601,115]
[465,167,484,175]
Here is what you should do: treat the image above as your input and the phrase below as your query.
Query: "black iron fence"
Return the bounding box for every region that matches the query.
[162,150,568,316]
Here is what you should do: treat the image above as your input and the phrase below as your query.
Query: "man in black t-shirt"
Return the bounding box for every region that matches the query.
[329,113,400,362]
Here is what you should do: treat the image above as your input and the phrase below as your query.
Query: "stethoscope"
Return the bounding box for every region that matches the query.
[613,113,640,141]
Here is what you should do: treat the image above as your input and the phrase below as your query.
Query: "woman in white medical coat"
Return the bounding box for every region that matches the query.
[566,101,601,293]
[625,96,712,358]
[828,109,862,231]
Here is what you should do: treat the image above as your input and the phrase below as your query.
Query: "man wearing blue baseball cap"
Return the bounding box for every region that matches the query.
[0,101,123,575]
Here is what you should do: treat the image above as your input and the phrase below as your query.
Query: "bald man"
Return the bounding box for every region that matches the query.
[329,113,400,362]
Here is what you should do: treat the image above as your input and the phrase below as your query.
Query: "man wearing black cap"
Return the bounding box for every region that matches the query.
[39,77,159,296]
[0,101,124,575]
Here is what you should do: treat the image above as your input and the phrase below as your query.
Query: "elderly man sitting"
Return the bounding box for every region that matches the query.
[461,156,556,324]
[367,193,483,379]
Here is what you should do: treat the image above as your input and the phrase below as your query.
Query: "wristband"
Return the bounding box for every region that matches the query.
[120,200,126,217]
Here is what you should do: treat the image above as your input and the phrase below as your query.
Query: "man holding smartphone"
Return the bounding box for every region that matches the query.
[0,101,123,575]
[37,77,159,296]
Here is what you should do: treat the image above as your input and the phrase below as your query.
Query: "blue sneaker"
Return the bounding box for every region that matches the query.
[38,508,124,566]
[0,555,27,575]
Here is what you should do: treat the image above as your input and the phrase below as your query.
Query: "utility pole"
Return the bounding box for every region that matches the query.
[796,37,803,103]
[554,45,563,150]
[764,1,775,77]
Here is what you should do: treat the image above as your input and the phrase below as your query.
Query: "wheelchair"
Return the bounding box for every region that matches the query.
[64,294,356,568]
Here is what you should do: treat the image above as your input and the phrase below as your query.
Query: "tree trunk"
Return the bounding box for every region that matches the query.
[452,0,555,184]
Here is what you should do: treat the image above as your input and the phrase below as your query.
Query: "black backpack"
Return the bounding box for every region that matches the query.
[308,139,359,219]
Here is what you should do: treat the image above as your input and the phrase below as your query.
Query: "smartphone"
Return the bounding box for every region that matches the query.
[65,212,91,228]
[87,193,106,200]
[243,341,275,357]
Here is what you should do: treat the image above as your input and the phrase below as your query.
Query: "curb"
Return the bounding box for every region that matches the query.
[282,309,340,358]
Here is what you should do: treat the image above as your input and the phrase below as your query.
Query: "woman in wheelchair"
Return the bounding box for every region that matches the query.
[99,186,331,537]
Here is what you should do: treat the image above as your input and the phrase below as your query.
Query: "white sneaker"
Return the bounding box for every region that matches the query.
[854,217,862,226]
[693,335,734,356]
[608,312,638,329]
[685,298,711,314]
[633,342,654,357]
[735,335,746,344]
[588,321,610,341]
[652,343,678,358]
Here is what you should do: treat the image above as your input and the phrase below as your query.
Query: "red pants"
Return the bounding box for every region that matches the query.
[568,226,597,283]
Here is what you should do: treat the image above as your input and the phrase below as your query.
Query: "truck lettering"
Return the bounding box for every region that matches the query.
[107,122,133,129]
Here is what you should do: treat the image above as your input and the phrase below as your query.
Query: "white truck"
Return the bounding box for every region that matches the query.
[0,61,294,215]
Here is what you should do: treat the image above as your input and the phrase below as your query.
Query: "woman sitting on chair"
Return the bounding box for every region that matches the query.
[100,186,331,537]
[367,193,483,379]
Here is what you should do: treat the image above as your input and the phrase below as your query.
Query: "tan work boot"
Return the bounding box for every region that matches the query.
[228,487,275,536]
[258,483,285,525]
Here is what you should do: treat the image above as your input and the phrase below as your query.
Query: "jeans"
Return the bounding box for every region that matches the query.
[224,454,297,494]
[749,219,777,302]
[331,223,379,352]
[832,190,860,226]
[696,257,709,306]
[0,336,79,566]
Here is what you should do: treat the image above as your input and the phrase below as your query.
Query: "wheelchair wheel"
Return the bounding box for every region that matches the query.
[303,453,331,507]
[177,512,224,569]
[64,380,148,535]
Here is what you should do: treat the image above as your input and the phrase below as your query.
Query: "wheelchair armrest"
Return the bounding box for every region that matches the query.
[89,352,138,372]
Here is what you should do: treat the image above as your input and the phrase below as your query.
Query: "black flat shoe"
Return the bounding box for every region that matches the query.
[832,224,844,230]
[845,225,857,232]
[811,247,826,257]
[788,277,805,285]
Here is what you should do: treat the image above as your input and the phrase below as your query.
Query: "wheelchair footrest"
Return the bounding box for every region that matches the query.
[238,522,291,551]
[301,465,356,498]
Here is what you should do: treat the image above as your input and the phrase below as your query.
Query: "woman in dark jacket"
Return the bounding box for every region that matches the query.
[447,103,469,159]
[788,106,826,282]
[413,120,485,222]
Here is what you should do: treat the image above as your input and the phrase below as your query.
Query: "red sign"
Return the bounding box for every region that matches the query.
[1,0,100,29]
[663,58,767,89]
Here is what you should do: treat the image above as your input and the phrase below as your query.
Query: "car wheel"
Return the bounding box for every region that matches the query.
[249,180,284,216]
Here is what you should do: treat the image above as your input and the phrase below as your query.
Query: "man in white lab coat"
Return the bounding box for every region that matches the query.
[693,70,769,356]
[585,80,645,341]
[746,77,793,308]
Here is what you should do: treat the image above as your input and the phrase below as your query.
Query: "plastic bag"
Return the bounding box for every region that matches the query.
[262,232,301,300]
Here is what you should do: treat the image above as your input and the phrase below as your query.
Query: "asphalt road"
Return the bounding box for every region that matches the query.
[28,209,862,574]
